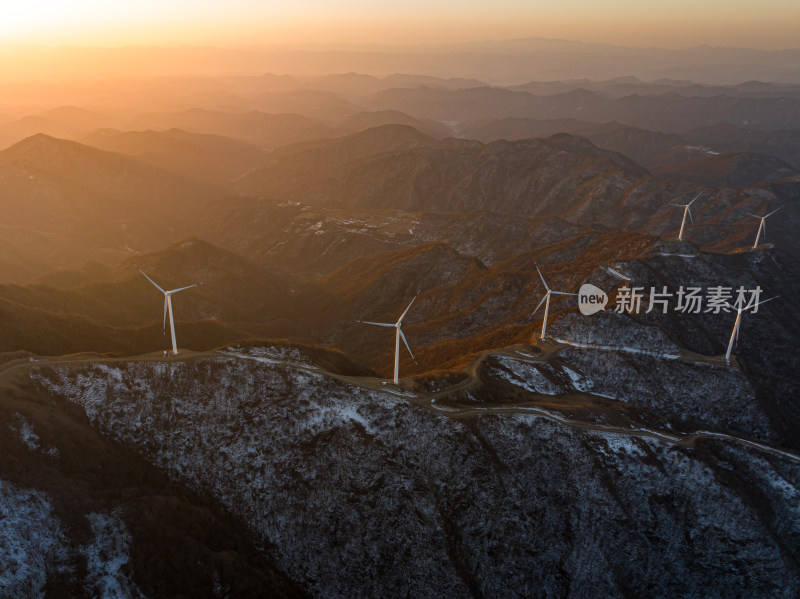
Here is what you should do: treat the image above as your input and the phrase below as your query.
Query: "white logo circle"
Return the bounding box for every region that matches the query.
[578,284,608,315]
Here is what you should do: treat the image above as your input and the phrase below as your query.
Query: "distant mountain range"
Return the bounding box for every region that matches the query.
[367,87,800,133]
[126,108,335,149]
[470,120,800,172]
[236,124,778,234]
[652,152,798,187]
[3,41,800,84]
[683,124,800,168]
[80,128,267,186]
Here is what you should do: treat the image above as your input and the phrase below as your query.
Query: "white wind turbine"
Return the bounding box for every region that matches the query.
[136,265,203,355]
[358,291,420,384]
[531,264,576,340]
[723,295,777,363]
[669,192,702,241]
[746,207,780,249]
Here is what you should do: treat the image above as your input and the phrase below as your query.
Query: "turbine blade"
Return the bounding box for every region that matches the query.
[397,290,421,324]
[765,207,781,218]
[535,264,549,291]
[747,295,778,311]
[687,207,694,224]
[136,266,166,294]
[530,293,548,318]
[762,219,766,239]
[688,192,702,206]
[163,297,168,335]
[169,282,202,295]
[550,291,577,296]
[745,213,760,219]
[398,328,417,365]
[668,204,684,207]
[357,320,396,328]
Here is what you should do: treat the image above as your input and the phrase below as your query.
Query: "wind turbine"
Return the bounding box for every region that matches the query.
[531,264,576,340]
[136,265,203,355]
[357,291,420,384]
[723,295,777,363]
[746,207,780,249]
[669,192,702,241]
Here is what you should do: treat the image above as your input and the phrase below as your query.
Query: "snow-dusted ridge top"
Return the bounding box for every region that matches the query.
[24,342,800,466]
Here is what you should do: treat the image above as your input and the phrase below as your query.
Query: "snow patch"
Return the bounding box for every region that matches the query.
[80,510,144,599]
[489,356,564,395]
[223,345,321,371]
[0,480,72,597]
[9,413,41,452]
[554,338,680,360]
[606,266,631,281]
[593,433,648,458]
[561,366,594,392]
[8,413,59,458]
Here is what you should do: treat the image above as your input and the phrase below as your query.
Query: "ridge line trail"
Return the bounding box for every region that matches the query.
[2,345,798,465]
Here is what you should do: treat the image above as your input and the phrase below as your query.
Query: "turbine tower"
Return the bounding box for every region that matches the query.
[669,192,702,241]
[723,295,777,363]
[746,207,780,249]
[136,265,203,355]
[358,291,420,384]
[531,264,576,340]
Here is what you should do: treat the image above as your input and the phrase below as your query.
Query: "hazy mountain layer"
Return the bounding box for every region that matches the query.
[460,118,704,169]
[368,87,800,133]
[235,125,786,239]
[0,134,225,283]
[652,152,799,188]
[80,128,267,186]
[127,109,335,149]
[683,124,800,169]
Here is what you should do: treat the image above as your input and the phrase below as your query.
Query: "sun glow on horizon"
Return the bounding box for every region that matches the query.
[1,0,799,49]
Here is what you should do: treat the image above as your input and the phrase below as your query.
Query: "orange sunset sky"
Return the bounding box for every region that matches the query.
[1,0,799,49]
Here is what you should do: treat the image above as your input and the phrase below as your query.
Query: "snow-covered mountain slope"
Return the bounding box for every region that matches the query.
[27,346,800,598]
[0,354,306,599]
